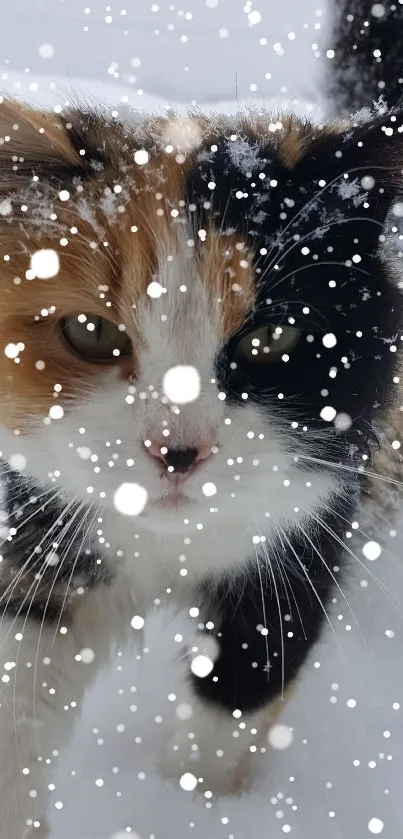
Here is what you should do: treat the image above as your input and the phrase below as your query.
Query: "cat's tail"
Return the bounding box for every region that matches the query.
[326,1,403,114]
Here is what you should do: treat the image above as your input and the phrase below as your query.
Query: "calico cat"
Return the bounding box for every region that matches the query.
[1,3,403,837]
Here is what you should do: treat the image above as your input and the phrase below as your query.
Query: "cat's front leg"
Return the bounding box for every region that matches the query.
[160,688,291,796]
[162,528,337,795]
[0,576,134,838]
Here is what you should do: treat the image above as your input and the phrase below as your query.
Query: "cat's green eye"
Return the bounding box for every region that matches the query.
[235,324,301,365]
[60,315,132,363]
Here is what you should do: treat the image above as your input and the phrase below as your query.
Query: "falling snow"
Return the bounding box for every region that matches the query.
[114,483,148,516]
[320,406,337,422]
[131,615,145,630]
[226,136,262,175]
[322,333,337,349]
[202,482,217,497]
[0,199,12,216]
[9,453,27,471]
[49,404,64,420]
[268,724,294,750]
[180,772,198,791]
[371,3,385,18]
[1,3,402,839]
[30,249,60,279]
[392,202,403,218]
[77,648,96,664]
[147,281,165,299]
[39,43,54,59]
[190,655,214,678]
[361,175,375,190]
[134,149,149,166]
[335,178,367,206]
[334,412,352,431]
[362,541,382,561]
[368,818,384,834]
[162,365,201,404]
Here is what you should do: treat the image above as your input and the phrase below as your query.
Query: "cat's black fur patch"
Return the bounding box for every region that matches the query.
[193,493,356,713]
[188,119,402,471]
[185,117,403,713]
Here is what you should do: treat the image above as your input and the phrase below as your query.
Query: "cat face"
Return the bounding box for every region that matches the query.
[0,104,400,539]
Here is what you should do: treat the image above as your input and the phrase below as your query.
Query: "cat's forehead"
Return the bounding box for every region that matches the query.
[41,112,327,323]
[62,113,325,337]
[0,111,327,339]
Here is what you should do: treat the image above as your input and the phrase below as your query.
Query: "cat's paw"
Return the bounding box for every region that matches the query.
[159,698,267,797]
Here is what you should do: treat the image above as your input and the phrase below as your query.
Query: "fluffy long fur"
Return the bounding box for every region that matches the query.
[0,4,402,835]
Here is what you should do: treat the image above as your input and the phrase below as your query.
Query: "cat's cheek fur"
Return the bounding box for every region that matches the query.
[0,384,338,573]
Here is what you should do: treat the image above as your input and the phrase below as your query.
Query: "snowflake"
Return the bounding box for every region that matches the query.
[335,177,363,202]
[362,541,382,560]
[114,483,148,516]
[30,249,60,279]
[163,365,201,404]
[268,724,293,750]
[226,136,263,175]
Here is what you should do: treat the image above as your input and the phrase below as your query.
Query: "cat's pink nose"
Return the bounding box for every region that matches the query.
[145,441,214,480]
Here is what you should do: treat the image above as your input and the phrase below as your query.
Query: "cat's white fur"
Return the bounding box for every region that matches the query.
[0,229,336,835]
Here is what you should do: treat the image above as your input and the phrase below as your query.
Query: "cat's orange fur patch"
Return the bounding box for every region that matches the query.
[275,117,312,169]
[0,103,259,431]
[200,229,254,339]
[0,104,336,429]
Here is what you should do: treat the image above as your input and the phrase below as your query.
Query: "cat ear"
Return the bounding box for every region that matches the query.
[307,113,403,225]
[286,112,403,287]
[0,99,83,193]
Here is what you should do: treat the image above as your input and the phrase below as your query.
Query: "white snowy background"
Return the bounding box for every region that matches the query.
[1,2,402,837]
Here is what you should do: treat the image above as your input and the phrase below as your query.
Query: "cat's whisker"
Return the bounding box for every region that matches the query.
[324,493,390,541]
[251,297,330,330]
[265,531,294,619]
[31,501,95,746]
[308,508,403,621]
[10,498,88,759]
[251,535,285,696]
[265,259,371,299]
[0,485,60,547]
[0,496,79,646]
[251,541,271,684]
[256,212,380,286]
[51,503,100,643]
[275,523,339,641]
[297,515,365,645]
[2,488,63,545]
[255,161,388,279]
[293,453,403,489]
[0,493,72,618]
[271,524,308,640]
[256,160,386,276]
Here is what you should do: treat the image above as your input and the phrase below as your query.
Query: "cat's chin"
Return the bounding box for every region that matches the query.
[152,490,195,510]
[129,498,203,534]
[106,493,218,538]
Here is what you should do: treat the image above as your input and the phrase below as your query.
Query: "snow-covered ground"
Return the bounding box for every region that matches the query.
[1,2,402,837]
